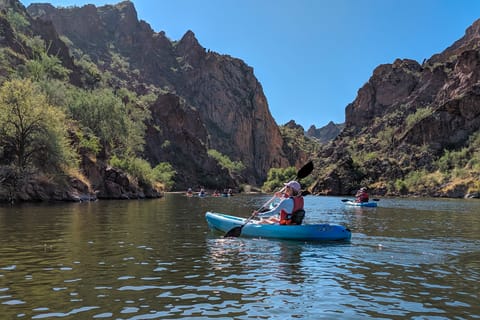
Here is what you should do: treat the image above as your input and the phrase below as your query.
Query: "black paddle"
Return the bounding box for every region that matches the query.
[224,161,314,238]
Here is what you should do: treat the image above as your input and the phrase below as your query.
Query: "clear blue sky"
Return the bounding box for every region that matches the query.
[21,0,480,129]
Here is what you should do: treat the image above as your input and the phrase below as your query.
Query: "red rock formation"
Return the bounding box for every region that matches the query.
[27,1,290,189]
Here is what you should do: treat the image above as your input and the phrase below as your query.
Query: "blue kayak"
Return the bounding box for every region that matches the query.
[344,201,377,207]
[205,212,351,242]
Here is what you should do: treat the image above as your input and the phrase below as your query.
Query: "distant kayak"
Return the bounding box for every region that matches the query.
[344,201,377,207]
[205,212,351,242]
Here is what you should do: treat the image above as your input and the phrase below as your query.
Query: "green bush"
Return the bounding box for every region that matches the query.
[20,36,71,82]
[152,162,176,190]
[110,156,176,190]
[405,107,433,130]
[436,148,470,172]
[394,179,408,194]
[207,149,245,174]
[395,169,442,194]
[110,156,149,182]
[5,8,29,32]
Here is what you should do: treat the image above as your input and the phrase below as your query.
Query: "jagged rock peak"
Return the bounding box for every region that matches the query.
[177,30,203,52]
[308,121,335,133]
[180,30,198,44]
[284,120,304,131]
[306,121,344,143]
[175,29,206,65]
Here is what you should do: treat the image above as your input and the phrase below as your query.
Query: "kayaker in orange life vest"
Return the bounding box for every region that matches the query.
[254,180,305,225]
[355,187,369,203]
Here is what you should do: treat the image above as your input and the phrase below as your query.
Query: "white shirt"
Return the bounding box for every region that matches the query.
[257,197,294,217]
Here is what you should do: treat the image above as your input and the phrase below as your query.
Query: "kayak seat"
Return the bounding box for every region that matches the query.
[291,209,305,225]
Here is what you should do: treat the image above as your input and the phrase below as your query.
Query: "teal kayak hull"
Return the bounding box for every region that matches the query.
[344,201,377,207]
[205,212,351,242]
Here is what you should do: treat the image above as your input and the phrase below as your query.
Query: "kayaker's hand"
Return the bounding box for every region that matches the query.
[253,210,259,216]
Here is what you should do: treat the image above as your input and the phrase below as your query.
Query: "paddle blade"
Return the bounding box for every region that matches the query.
[296,161,314,180]
[224,226,242,238]
[341,199,349,202]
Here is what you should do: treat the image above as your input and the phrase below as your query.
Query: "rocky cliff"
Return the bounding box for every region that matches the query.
[312,20,480,198]
[26,1,290,190]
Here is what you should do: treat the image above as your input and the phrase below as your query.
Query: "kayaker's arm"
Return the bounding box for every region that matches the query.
[255,198,294,217]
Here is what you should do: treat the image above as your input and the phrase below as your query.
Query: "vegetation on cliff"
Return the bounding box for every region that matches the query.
[0,4,175,201]
[25,1,291,192]
[207,149,246,178]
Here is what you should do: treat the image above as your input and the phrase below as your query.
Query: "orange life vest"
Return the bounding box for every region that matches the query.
[279,196,305,225]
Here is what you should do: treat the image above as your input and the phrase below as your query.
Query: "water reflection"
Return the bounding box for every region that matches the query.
[0,195,479,318]
[206,238,306,285]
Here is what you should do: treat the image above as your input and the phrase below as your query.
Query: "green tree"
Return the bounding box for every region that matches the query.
[0,78,75,171]
[115,87,152,156]
[65,88,127,156]
[152,162,176,190]
[65,87,151,159]
[262,166,297,192]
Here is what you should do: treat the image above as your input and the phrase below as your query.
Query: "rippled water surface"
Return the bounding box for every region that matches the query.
[1,194,479,319]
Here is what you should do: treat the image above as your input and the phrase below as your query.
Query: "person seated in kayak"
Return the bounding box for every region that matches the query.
[254,180,305,225]
[355,187,369,203]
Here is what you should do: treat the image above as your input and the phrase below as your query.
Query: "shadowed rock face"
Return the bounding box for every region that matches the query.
[27,1,290,189]
[345,54,480,151]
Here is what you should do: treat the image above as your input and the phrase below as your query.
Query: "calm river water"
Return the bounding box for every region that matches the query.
[0,194,479,319]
